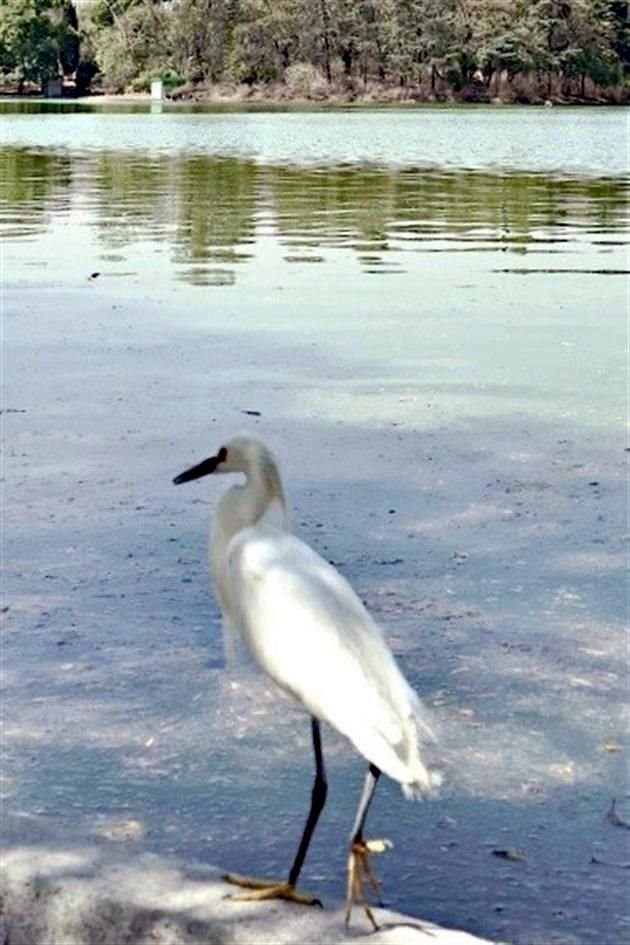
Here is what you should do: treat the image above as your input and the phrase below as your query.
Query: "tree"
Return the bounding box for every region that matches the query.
[58,0,80,75]
[611,1,630,72]
[44,0,626,99]
[0,0,73,92]
[561,0,622,90]
[86,0,172,91]
[228,0,302,82]
[168,0,239,84]
[530,0,623,94]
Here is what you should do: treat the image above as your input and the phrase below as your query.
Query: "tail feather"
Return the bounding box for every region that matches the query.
[400,710,443,800]
[402,764,443,800]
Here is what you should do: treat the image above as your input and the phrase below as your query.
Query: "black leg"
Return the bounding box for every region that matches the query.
[350,763,381,843]
[287,717,328,887]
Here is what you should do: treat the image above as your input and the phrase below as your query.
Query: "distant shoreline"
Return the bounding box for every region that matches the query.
[1,82,627,108]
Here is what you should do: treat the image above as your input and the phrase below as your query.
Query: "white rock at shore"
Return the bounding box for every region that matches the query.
[1,816,500,945]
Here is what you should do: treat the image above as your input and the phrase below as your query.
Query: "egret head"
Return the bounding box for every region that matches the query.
[173,435,283,493]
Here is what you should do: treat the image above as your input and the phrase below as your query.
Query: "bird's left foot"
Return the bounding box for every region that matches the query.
[223,872,322,907]
[345,837,392,930]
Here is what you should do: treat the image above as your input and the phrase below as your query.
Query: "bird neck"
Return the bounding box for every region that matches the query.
[213,458,288,557]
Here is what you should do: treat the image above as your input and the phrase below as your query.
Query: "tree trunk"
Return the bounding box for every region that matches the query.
[319,0,332,83]
[274,40,291,71]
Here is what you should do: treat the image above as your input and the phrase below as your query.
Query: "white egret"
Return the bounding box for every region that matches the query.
[173,435,439,928]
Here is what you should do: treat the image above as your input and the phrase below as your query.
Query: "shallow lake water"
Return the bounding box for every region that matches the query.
[1,103,628,945]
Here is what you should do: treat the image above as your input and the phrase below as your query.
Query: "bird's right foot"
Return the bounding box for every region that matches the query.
[222,872,322,907]
[345,837,392,930]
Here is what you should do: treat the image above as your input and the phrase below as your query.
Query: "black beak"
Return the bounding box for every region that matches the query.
[173,454,221,485]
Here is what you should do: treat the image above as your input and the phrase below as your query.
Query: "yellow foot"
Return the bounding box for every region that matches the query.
[345,838,393,931]
[222,872,323,907]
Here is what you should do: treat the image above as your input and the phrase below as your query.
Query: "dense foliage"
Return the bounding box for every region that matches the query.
[0,0,80,91]
[1,0,628,99]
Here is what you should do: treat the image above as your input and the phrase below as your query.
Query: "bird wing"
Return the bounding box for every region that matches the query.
[227,524,432,785]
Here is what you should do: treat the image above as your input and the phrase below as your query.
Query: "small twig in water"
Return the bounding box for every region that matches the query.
[492,848,526,862]
[591,854,630,870]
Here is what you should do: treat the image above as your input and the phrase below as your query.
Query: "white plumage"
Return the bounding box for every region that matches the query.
[174,434,439,925]
[229,522,434,796]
